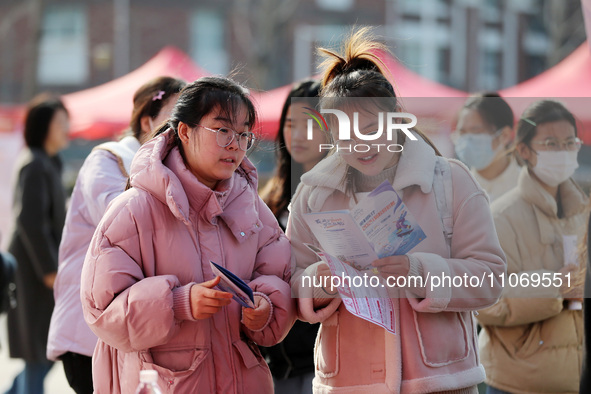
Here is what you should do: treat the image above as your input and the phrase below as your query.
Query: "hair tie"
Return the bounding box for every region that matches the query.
[522,118,536,127]
[152,90,165,101]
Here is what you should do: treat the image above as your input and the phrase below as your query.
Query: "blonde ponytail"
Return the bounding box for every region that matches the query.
[316,26,443,195]
[318,27,391,88]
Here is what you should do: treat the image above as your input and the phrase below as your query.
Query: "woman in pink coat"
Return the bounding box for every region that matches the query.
[80,77,295,393]
[47,76,186,394]
[288,28,506,393]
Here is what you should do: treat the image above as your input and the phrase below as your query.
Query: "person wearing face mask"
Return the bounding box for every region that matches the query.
[476,100,588,394]
[452,92,519,202]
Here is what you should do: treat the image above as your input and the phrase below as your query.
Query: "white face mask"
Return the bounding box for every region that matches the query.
[531,151,579,187]
[453,132,502,171]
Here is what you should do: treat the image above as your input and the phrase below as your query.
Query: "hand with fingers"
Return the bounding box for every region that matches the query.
[317,263,337,294]
[189,277,233,320]
[242,295,271,331]
[372,255,410,280]
[44,272,57,289]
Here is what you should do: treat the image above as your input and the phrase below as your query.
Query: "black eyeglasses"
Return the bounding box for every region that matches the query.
[197,125,256,151]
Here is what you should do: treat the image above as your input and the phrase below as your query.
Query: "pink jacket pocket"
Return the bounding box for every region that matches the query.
[413,310,470,367]
[233,339,266,369]
[140,347,210,378]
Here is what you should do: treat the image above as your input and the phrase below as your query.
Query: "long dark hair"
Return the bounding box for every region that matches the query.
[261,79,322,219]
[153,76,257,154]
[128,76,186,141]
[23,93,68,149]
[318,27,441,195]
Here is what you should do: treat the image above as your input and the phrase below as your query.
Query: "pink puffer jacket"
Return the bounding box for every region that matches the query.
[81,130,295,393]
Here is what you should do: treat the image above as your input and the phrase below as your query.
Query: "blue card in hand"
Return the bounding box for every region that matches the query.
[209,261,255,308]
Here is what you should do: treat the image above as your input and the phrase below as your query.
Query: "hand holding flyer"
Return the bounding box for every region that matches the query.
[209,261,255,308]
[306,244,397,334]
[304,181,426,270]
[301,181,427,334]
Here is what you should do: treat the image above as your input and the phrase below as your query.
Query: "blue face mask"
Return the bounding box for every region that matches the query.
[453,132,500,171]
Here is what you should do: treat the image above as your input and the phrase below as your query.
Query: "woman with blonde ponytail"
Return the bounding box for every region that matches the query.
[288,27,506,393]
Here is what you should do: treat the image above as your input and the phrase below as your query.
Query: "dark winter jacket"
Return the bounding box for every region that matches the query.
[7,147,66,362]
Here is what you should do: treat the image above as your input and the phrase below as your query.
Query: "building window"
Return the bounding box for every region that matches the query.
[399,0,421,15]
[190,10,228,75]
[38,5,88,85]
[481,50,501,90]
[481,0,501,22]
[398,43,422,73]
[524,54,546,79]
[437,47,450,83]
[312,25,349,69]
[526,13,546,35]
[316,0,354,12]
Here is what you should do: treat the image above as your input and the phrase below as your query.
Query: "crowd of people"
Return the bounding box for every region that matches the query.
[0,27,589,394]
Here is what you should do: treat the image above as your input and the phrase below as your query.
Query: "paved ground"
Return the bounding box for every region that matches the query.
[0,315,74,394]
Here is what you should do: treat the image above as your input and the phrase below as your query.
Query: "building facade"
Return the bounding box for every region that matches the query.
[0,0,585,104]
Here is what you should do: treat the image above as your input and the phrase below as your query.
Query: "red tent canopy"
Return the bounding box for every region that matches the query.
[253,53,467,141]
[64,46,209,140]
[5,47,466,141]
[251,84,293,141]
[379,52,466,98]
[0,105,25,134]
[501,43,591,97]
[500,42,591,144]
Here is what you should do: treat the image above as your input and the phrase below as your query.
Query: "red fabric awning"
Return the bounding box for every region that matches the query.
[501,43,591,98]
[499,43,591,144]
[379,52,466,98]
[4,47,467,141]
[63,46,209,140]
[0,105,25,134]
[250,84,293,141]
[253,53,467,141]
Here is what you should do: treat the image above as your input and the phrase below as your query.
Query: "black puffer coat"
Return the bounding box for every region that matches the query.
[7,147,66,362]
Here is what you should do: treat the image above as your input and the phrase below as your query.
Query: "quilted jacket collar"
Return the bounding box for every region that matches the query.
[129,129,260,241]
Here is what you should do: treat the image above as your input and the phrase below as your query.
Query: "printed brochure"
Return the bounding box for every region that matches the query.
[305,244,396,334]
[209,261,255,309]
[304,180,426,271]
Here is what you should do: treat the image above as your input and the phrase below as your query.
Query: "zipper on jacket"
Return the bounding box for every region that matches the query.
[212,218,240,394]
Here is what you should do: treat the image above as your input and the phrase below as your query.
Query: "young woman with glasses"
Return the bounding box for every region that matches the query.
[477,100,588,394]
[80,77,295,393]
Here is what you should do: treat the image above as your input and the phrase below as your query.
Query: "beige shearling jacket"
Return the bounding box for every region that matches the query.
[477,167,589,394]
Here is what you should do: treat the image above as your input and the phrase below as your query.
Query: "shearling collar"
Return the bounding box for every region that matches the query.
[300,133,437,211]
[518,167,588,220]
